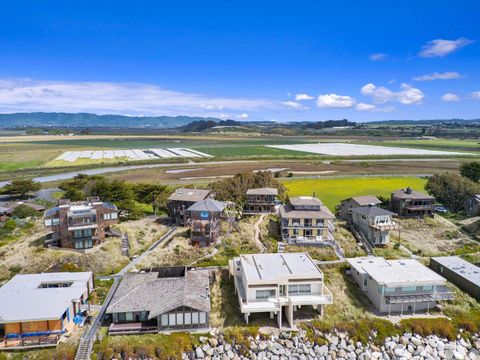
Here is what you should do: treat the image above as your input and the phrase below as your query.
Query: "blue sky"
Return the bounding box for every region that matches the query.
[0,1,479,122]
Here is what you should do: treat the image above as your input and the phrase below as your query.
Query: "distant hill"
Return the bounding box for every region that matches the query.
[179,119,242,132]
[0,112,230,128]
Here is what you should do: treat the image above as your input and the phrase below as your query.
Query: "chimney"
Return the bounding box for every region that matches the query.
[406,187,412,194]
[313,191,316,198]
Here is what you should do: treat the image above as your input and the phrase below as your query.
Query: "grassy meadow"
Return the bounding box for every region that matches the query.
[281,176,428,211]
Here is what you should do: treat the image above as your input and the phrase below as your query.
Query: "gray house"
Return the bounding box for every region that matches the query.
[465,195,480,217]
[106,267,210,334]
[338,195,382,221]
[347,257,453,315]
[351,206,398,246]
[430,256,480,301]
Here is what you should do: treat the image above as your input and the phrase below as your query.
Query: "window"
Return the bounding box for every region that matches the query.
[422,285,433,292]
[402,286,417,292]
[288,284,311,295]
[363,278,368,287]
[199,312,206,324]
[192,312,199,324]
[85,238,93,248]
[118,313,126,322]
[385,287,395,293]
[75,239,84,249]
[184,312,192,325]
[256,289,275,299]
[169,314,176,326]
[52,218,60,225]
[125,312,133,321]
[45,219,52,226]
[104,213,111,220]
[140,312,147,321]
[176,313,184,325]
[161,314,168,326]
[111,212,118,219]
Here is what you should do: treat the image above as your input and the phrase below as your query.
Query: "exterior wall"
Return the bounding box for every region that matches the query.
[245,194,276,214]
[280,216,333,243]
[430,258,480,301]
[167,200,196,226]
[112,311,151,324]
[465,198,480,217]
[187,210,221,247]
[351,213,392,245]
[338,199,360,221]
[391,196,435,218]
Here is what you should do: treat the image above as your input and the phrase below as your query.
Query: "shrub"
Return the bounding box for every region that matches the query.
[12,204,40,219]
[2,218,17,232]
[400,318,456,340]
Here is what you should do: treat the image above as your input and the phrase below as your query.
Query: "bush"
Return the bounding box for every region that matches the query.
[12,204,40,219]
[2,218,17,232]
[400,318,456,340]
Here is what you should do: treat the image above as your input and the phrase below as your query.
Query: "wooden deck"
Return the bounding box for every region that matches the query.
[108,322,158,335]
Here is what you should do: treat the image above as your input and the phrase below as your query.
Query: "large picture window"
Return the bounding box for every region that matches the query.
[256,289,275,299]
[288,284,311,295]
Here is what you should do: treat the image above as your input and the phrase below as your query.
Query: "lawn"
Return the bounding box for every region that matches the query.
[281,176,428,211]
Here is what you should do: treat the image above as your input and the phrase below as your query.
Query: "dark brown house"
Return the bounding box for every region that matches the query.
[167,188,212,226]
[244,187,278,215]
[390,187,435,218]
[186,199,225,247]
[44,197,118,250]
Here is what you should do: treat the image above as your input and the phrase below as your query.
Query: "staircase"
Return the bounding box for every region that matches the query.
[350,224,373,255]
[120,233,130,257]
[75,337,93,360]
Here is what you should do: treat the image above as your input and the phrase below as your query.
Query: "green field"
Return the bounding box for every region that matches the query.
[281,176,428,211]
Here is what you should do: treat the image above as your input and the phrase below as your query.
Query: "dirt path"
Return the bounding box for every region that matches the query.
[254,214,267,253]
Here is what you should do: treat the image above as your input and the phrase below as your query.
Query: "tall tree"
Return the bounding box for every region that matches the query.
[2,179,41,197]
[460,161,480,183]
[426,172,480,212]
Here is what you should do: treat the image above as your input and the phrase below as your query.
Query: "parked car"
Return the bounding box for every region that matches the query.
[435,205,448,213]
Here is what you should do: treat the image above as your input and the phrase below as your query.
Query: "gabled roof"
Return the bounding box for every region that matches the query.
[345,195,382,206]
[246,187,278,196]
[187,198,225,212]
[106,269,210,319]
[351,206,396,217]
[392,188,434,200]
[168,188,211,202]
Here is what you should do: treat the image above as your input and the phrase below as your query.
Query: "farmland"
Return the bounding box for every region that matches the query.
[282,176,428,211]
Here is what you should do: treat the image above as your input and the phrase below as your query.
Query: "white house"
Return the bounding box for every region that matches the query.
[347,257,453,315]
[229,253,333,328]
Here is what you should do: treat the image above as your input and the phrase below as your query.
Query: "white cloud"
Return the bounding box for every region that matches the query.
[355,103,395,113]
[237,113,249,119]
[294,93,314,101]
[419,38,474,57]
[472,91,480,100]
[441,93,460,102]
[316,94,356,108]
[370,53,388,61]
[356,103,376,111]
[281,101,308,110]
[413,71,463,81]
[0,78,273,116]
[361,83,424,105]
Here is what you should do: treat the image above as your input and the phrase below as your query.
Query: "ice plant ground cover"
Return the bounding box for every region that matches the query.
[267,143,475,156]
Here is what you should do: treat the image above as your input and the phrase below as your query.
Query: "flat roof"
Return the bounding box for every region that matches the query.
[347,257,446,287]
[239,253,323,283]
[0,272,92,323]
[279,204,335,219]
[431,256,480,286]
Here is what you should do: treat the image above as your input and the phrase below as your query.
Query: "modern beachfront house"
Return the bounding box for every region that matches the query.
[350,206,398,246]
[338,195,382,221]
[167,188,212,226]
[106,267,210,334]
[229,253,333,328]
[44,197,118,250]
[390,187,435,218]
[0,272,93,349]
[430,256,480,301]
[347,257,453,315]
[244,187,278,215]
[186,198,226,247]
[279,196,335,245]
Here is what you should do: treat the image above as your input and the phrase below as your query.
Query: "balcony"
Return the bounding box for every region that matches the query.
[385,286,454,304]
[405,204,435,211]
[369,222,399,231]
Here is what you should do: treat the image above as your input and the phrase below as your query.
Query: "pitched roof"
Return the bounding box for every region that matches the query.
[168,188,211,202]
[290,196,323,207]
[187,198,226,212]
[392,188,434,200]
[349,195,382,206]
[106,268,210,319]
[246,187,278,196]
[279,204,335,219]
[351,206,396,217]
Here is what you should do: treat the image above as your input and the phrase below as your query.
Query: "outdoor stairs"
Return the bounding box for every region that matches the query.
[225,216,241,232]
[75,337,93,360]
[277,242,285,253]
[350,224,373,256]
[121,233,130,257]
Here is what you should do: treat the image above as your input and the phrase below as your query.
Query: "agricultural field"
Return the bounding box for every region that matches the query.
[366,139,480,153]
[281,176,428,211]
